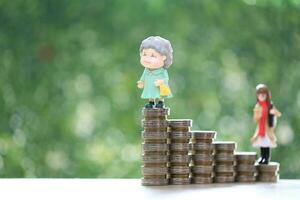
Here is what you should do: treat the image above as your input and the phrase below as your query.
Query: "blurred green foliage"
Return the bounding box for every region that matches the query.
[0,0,300,178]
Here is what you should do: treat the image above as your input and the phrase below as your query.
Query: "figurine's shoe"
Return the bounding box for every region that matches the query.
[258,157,264,164]
[261,159,270,165]
[145,102,155,108]
[155,101,164,108]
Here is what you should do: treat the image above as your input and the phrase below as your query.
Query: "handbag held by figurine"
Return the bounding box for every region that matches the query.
[159,84,171,97]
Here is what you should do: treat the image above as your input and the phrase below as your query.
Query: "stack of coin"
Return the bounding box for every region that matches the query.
[141,108,170,186]
[235,152,257,183]
[190,131,216,184]
[256,162,280,183]
[213,141,236,183]
[168,119,193,185]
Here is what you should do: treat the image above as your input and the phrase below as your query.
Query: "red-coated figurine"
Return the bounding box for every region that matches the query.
[251,84,281,164]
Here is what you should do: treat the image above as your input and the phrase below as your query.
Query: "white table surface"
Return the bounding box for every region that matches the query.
[0,179,299,200]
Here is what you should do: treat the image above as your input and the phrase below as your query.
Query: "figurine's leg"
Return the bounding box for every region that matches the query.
[145,99,155,108]
[155,98,164,108]
[263,147,270,164]
[258,147,265,164]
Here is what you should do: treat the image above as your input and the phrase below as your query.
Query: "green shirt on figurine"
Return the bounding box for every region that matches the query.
[137,36,173,109]
[139,68,173,99]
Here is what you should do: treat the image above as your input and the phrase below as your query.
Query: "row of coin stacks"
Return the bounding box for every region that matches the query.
[168,119,193,185]
[140,108,280,186]
[190,131,216,184]
[141,108,170,186]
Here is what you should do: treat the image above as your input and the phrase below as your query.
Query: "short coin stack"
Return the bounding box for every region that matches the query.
[256,162,280,183]
[190,131,216,184]
[141,108,170,186]
[213,141,236,183]
[235,152,257,183]
[168,119,193,185]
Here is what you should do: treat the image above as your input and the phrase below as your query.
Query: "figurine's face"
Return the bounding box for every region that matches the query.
[140,48,166,70]
[257,93,267,102]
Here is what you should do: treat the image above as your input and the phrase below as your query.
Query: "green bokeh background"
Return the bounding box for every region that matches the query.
[0,0,300,178]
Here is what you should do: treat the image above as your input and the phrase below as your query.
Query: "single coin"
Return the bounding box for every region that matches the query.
[142,143,169,152]
[191,130,217,140]
[142,131,168,140]
[256,162,280,172]
[169,131,191,139]
[169,166,190,174]
[141,166,168,175]
[214,165,235,173]
[191,177,213,184]
[142,107,170,117]
[213,141,236,151]
[235,175,256,183]
[214,176,235,183]
[142,154,169,164]
[168,119,193,127]
[141,178,169,186]
[169,177,191,185]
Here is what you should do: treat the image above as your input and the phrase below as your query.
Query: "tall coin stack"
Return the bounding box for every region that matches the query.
[213,141,236,183]
[141,108,170,186]
[235,152,257,183]
[256,162,280,183]
[168,119,193,185]
[190,131,216,184]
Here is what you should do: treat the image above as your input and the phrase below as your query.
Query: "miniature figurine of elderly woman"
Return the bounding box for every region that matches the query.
[137,36,173,108]
[251,84,281,164]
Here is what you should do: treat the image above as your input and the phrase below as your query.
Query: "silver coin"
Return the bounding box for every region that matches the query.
[141,166,168,175]
[142,154,169,164]
[169,166,190,174]
[142,131,168,140]
[191,177,213,184]
[142,119,168,128]
[142,143,169,152]
[234,152,257,161]
[236,164,256,173]
[213,141,236,151]
[214,176,235,183]
[191,130,217,140]
[142,108,170,116]
[169,177,191,185]
[256,162,280,172]
[169,131,191,139]
[170,143,189,151]
[192,154,214,162]
[141,178,169,186]
[214,153,235,162]
[168,119,193,127]
[170,154,191,163]
[191,165,214,174]
[214,165,235,173]
[191,143,214,151]
[235,175,256,182]
[257,174,279,182]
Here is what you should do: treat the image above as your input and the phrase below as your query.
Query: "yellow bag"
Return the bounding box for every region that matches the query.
[159,84,171,97]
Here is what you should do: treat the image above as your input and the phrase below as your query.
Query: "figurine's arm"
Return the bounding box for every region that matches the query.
[270,107,282,117]
[154,69,169,86]
[137,69,146,89]
[253,104,261,123]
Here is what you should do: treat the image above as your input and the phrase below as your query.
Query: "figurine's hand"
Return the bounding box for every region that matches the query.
[154,79,164,86]
[250,135,258,143]
[137,81,144,89]
[269,109,276,115]
[269,133,277,143]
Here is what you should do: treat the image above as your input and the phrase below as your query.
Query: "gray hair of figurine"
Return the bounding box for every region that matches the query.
[139,36,173,69]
